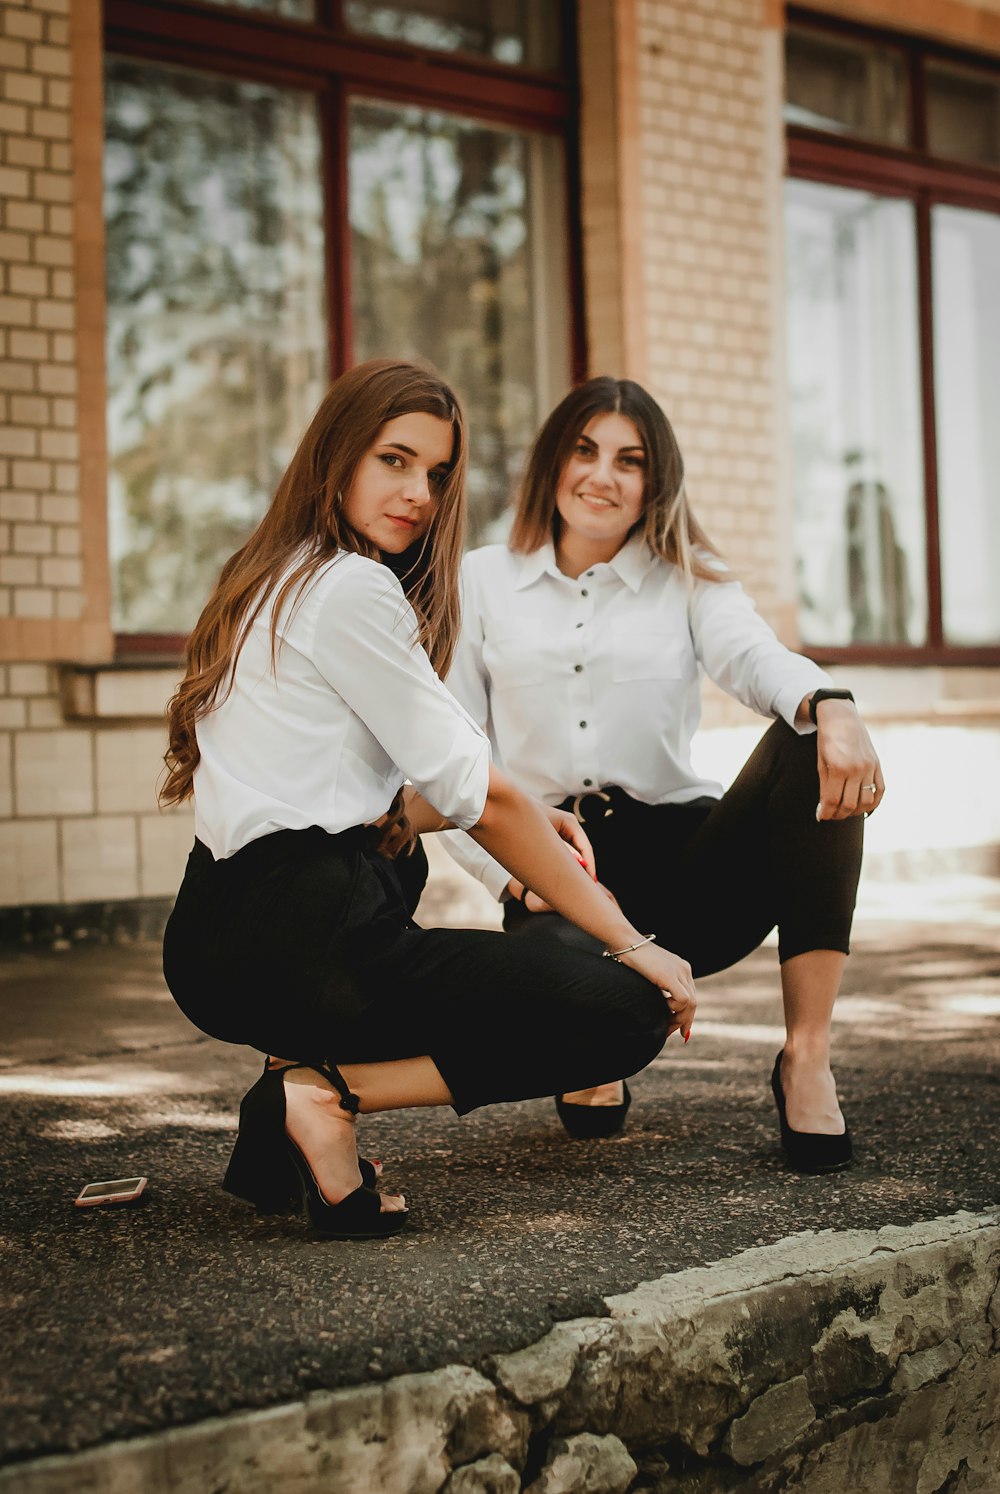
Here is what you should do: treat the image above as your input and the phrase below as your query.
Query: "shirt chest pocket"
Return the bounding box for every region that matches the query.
[483,619,550,691]
[611,625,688,682]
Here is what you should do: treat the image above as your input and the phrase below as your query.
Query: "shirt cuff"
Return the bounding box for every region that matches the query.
[772,670,833,735]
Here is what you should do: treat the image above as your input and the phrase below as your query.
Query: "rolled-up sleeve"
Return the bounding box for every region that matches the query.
[311,562,490,828]
[691,576,832,733]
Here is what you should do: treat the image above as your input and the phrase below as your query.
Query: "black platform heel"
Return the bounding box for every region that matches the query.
[555,1082,631,1139]
[771,1051,852,1174]
[223,1060,407,1239]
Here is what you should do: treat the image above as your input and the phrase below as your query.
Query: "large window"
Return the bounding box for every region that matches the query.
[103,0,576,643]
[784,11,1000,662]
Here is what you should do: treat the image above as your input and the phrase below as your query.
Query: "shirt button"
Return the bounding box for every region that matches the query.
[579,721,588,729]
[586,570,594,578]
[575,622,583,629]
[580,588,589,597]
[573,664,583,673]
[583,777,593,787]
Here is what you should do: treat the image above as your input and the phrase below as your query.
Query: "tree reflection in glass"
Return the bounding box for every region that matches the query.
[349,100,569,544]
[104,58,326,634]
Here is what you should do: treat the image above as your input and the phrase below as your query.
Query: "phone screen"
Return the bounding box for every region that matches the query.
[79,1178,145,1198]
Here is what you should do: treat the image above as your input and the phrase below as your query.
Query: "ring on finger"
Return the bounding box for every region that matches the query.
[863,783,877,794]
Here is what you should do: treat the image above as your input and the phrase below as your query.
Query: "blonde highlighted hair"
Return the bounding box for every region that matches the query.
[161,358,468,813]
[509,376,723,582]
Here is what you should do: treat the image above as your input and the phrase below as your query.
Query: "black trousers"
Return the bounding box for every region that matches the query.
[162,826,669,1115]
[503,721,864,975]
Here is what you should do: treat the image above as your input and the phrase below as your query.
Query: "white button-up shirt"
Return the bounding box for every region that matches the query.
[441,535,831,897]
[194,550,490,859]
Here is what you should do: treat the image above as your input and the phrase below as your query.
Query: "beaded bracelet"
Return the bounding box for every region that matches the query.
[603,934,657,961]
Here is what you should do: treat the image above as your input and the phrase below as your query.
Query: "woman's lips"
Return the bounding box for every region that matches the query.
[386,514,419,528]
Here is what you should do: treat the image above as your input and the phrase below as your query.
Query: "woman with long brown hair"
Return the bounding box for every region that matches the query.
[442,376,884,1173]
[161,359,695,1240]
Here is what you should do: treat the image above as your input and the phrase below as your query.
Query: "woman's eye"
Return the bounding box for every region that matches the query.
[620,455,644,468]
[380,453,403,469]
[429,470,448,489]
[575,443,593,457]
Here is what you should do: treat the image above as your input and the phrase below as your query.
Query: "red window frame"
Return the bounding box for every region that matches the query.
[104,0,584,659]
[787,6,1000,666]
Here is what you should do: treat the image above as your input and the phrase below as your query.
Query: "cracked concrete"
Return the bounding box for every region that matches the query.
[3,1210,996,1493]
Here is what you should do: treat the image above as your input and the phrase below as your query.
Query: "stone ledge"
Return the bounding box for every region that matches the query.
[1,1210,997,1493]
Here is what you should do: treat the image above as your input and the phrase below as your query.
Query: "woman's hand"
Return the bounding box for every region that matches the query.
[811,700,885,820]
[619,941,697,1040]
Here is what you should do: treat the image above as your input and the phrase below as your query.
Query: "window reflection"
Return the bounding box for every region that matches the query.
[785,178,926,647]
[343,0,561,69]
[927,61,1000,167]
[104,59,327,634]
[784,26,909,146]
[933,206,1000,645]
[349,98,570,543]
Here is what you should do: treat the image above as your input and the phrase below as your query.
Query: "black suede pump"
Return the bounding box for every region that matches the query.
[770,1050,852,1174]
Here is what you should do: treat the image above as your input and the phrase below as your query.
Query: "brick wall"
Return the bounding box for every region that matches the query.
[0,662,192,910]
[632,0,789,626]
[0,0,83,626]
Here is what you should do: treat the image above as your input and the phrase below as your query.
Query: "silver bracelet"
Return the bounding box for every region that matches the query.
[603,934,657,962]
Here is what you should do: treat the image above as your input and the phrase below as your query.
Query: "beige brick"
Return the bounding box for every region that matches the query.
[0,292,32,325]
[13,523,52,555]
[0,231,31,266]
[27,694,62,726]
[0,697,27,727]
[14,726,93,814]
[0,99,29,131]
[11,458,50,486]
[8,662,51,696]
[10,392,49,424]
[3,70,43,105]
[12,586,53,617]
[31,175,71,209]
[7,264,48,297]
[36,362,73,393]
[0,556,37,585]
[54,588,81,619]
[40,554,78,586]
[51,396,74,426]
[33,0,70,14]
[0,426,36,457]
[39,493,76,523]
[3,201,43,235]
[0,588,9,616]
[5,136,46,169]
[33,235,72,267]
[96,728,166,814]
[34,298,73,330]
[28,105,68,138]
[45,204,70,234]
[45,79,68,109]
[8,328,47,359]
[0,819,58,905]
[49,269,72,299]
[0,491,37,520]
[0,359,34,392]
[46,142,69,171]
[45,16,69,44]
[62,816,138,902]
[39,429,76,459]
[4,7,45,40]
[30,44,70,76]
[0,36,29,67]
[139,808,194,897]
[52,460,76,491]
[51,332,73,360]
[54,523,78,555]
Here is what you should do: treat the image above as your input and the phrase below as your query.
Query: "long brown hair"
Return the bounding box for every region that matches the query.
[161,358,468,813]
[509,377,723,582]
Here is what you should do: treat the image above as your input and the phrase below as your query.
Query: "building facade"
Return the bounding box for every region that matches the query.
[1,0,998,936]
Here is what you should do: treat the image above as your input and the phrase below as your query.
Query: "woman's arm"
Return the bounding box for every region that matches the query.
[797,694,885,821]
[469,765,696,1037]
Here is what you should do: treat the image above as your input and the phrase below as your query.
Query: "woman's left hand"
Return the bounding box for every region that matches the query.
[814,701,885,820]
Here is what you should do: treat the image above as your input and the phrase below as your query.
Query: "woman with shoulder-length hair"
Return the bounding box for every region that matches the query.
[161,359,694,1241]
[441,376,883,1173]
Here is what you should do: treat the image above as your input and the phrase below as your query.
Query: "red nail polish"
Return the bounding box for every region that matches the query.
[683,1031,691,1044]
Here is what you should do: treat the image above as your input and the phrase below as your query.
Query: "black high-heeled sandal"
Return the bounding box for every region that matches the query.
[555,1082,631,1139]
[223,1060,407,1239]
[770,1051,852,1174]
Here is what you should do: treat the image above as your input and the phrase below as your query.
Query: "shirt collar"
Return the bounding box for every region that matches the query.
[513,531,655,594]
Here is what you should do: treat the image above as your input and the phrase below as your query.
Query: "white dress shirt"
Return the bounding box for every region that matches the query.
[194,550,490,860]
[441,535,832,898]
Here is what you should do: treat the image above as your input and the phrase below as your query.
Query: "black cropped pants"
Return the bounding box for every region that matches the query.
[162,826,669,1115]
[504,720,864,975]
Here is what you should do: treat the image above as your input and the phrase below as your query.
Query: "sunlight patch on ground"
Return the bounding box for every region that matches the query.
[0,1068,192,1098]
[692,1022,787,1045]
[942,994,1000,1017]
[40,1119,122,1141]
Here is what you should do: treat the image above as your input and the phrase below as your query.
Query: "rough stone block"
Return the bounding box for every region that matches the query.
[444,1453,522,1494]
[525,1433,637,1494]
[723,1374,815,1465]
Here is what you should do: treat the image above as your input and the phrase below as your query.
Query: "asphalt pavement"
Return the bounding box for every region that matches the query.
[1,871,998,1469]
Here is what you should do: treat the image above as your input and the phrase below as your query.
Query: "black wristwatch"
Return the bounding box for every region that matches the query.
[808,688,855,725]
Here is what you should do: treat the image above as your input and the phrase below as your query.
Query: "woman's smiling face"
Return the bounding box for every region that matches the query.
[554,411,647,555]
[341,411,454,553]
